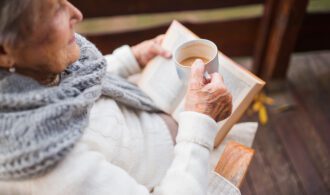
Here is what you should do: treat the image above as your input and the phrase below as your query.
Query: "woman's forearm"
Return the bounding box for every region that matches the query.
[153,111,218,195]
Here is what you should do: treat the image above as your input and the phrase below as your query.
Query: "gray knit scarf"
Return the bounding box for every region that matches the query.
[0,34,160,180]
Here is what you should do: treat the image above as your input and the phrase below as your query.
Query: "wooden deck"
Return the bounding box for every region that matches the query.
[239,51,330,195]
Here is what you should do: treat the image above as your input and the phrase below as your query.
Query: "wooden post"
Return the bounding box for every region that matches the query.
[252,0,309,81]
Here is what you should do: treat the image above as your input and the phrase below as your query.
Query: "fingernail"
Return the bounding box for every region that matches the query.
[204,72,211,81]
[195,59,204,66]
[165,52,172,58]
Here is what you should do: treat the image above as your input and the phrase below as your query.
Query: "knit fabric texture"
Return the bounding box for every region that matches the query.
[0,34,160,180]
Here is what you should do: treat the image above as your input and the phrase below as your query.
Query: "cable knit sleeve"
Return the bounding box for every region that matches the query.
[152,111,218,195]
[104,45,141,78]
[0,112,240,195]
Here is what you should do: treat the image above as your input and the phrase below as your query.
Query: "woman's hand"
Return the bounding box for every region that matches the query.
[184,59,232,121]
[131,35,172,68]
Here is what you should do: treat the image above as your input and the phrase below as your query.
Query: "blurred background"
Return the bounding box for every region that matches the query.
[70,0,330,194]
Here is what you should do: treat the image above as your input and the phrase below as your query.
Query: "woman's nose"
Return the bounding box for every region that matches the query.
[68,2,83,24]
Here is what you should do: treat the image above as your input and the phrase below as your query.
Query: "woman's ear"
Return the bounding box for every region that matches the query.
[0,45,15,68]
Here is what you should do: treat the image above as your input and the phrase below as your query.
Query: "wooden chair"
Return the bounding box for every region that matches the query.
[215,141,255,188]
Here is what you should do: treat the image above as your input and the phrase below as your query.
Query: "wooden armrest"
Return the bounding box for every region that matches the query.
[214,141,255,188]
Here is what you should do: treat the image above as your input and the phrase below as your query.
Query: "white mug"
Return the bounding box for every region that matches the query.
[173,39,219,84]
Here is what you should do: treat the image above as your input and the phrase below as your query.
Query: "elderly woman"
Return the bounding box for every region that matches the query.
[0,0,237,194]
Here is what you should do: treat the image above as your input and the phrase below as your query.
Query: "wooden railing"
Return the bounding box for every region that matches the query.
[70,0,263,17]
[70,0,330,81]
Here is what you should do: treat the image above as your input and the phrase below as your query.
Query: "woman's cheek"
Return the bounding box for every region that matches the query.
[68,43,81,64]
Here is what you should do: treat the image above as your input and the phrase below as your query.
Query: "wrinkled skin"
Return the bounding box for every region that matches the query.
[185,59,232,121]
[0,0,83,84]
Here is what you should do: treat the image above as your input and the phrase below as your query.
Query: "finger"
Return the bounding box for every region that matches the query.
[189,59,206,88]
[204,71,212,82]
[140,52,155,65]
[208,73,226,90]
[202,73,228,101]
[216,99,232,121]
[154,34,165,44]
[210,73,224,83]
[151,43,172,58]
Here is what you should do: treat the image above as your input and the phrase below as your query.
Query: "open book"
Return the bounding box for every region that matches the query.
[138,21,265,147]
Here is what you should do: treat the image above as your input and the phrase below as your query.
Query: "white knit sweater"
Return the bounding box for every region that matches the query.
[0,46,241,195]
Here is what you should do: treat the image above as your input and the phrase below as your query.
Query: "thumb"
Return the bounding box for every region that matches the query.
[190,59,206,85]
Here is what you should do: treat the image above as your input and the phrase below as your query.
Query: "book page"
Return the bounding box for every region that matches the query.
[138,22,196,113]
[138,57,184,113]
[219,55,252,114]
[217,59,252,126]
[213,53,264,146]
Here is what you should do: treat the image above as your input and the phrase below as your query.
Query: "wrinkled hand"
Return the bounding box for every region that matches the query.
[184,59,232,121]
[131,35,172,68]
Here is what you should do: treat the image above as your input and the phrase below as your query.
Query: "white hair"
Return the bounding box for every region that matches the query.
[0,0,34,46]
